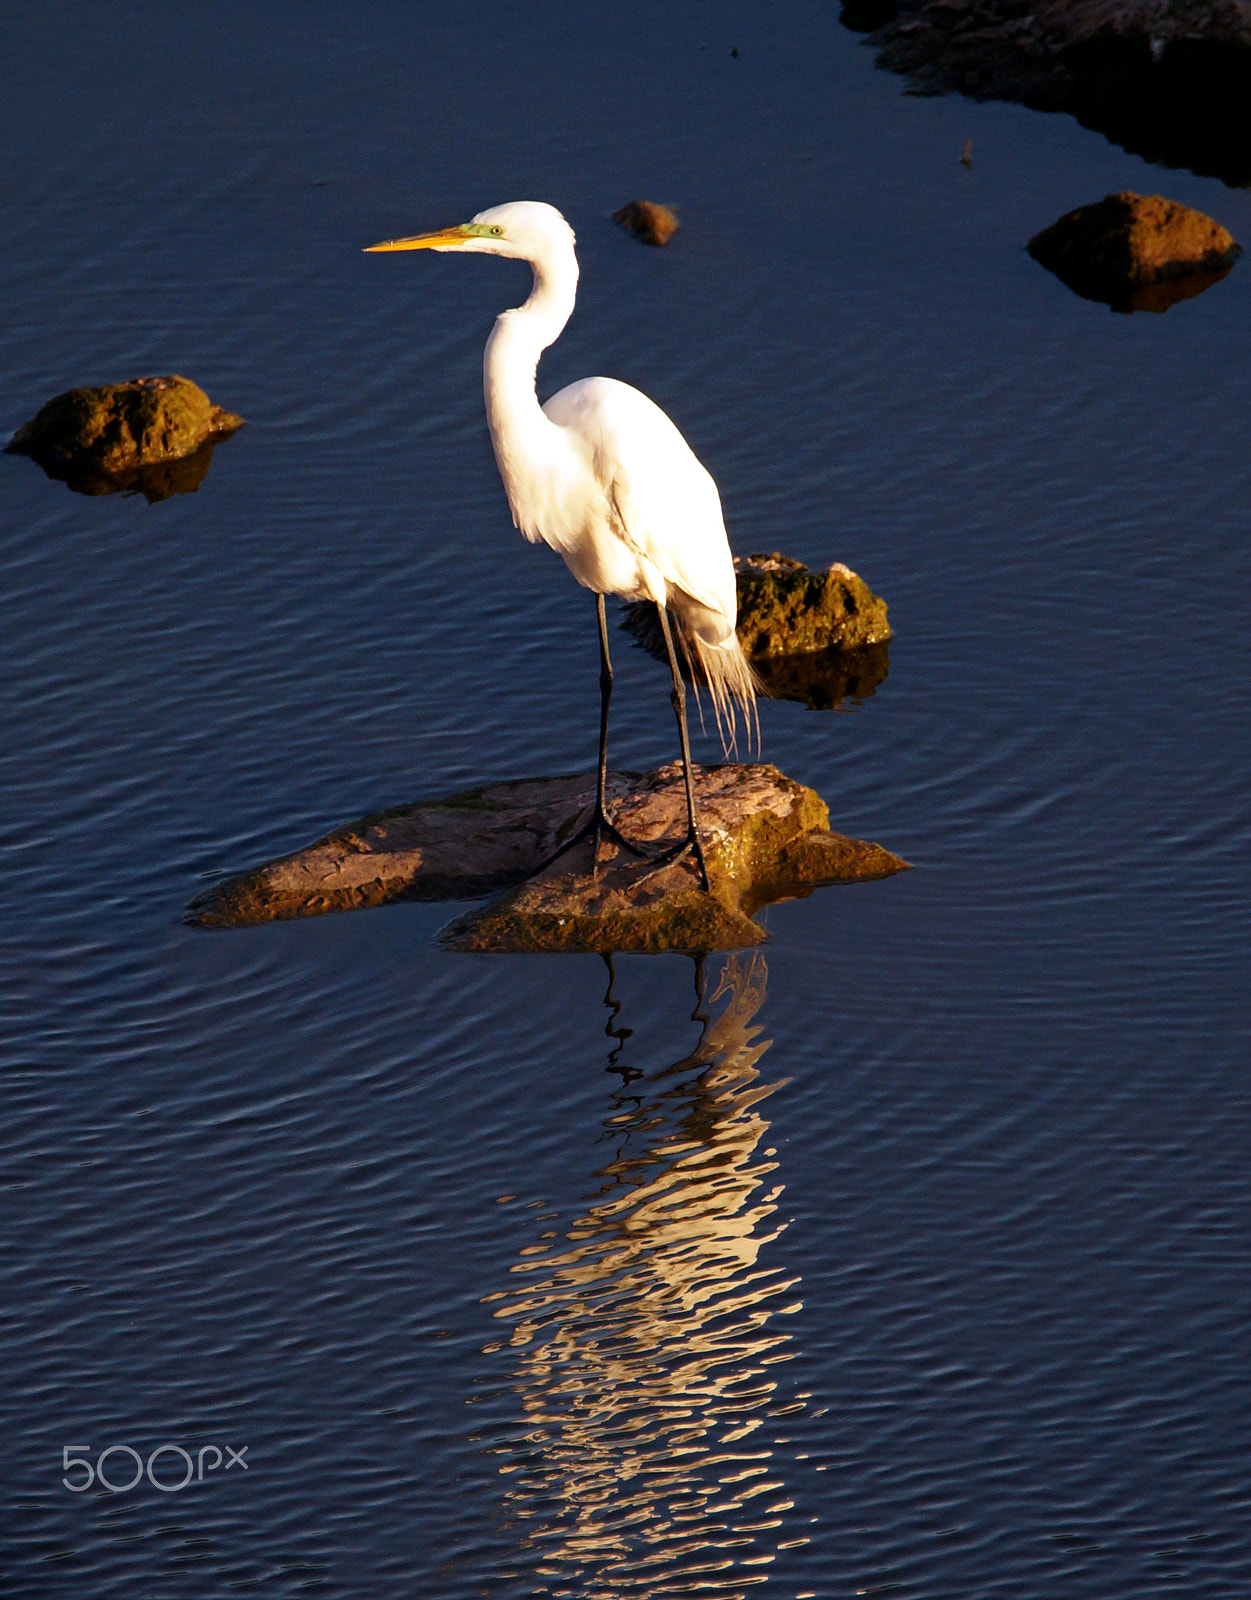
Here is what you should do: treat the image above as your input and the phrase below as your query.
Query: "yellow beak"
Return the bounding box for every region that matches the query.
[363,225,474,253]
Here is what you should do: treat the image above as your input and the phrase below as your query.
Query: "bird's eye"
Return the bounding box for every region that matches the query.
[491,226,504,236]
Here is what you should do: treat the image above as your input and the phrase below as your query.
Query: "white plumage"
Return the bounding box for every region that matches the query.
[366,199,756,884]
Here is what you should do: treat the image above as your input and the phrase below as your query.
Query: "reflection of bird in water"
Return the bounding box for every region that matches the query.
[366,202,757,889]
[481,954,808,1599]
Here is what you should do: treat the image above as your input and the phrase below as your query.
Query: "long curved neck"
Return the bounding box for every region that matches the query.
[483,243,579,508]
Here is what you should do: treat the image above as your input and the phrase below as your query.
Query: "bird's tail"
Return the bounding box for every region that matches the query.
[679,621,761,759]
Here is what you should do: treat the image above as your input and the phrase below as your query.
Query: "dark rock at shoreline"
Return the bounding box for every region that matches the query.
[613,199,681,245]
[842,0,901,30]
[7,375,243,495]
[621,554,891,709]
[188,763,908,952]
[855,0,1251,184]
[1028,191,1240,310]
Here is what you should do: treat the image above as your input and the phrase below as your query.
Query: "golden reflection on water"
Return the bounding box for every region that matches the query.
[484,954,808,1597]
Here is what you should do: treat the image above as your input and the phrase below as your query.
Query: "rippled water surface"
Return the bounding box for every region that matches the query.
[3,2,1250,1595]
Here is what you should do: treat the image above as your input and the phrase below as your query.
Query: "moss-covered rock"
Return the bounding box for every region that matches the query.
[7,374,244,490]
[613,199,680,245]
[733,553,891,655]
[621,554,890,705]
[188,763,908,952]
[1028,192,1241,312]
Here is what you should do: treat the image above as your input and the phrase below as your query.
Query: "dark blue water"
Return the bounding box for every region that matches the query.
[3,2,1250,1595]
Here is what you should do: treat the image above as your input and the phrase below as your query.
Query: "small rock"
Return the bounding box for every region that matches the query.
[733,553,892,656]
[621,553,891,703]
[1028,192,1241,311]
[7,374,244,490]
[613,199,680,246]
[187,763,908,951]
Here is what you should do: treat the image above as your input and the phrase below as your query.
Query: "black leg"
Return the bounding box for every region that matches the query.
[643,605,710,891]
[536,594,647,875]
[595,591,613,821]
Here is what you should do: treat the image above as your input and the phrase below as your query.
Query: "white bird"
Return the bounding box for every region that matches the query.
[365,200,757,888]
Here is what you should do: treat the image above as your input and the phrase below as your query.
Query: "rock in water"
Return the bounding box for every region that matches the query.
[7,374,244,492]
[613,199,680,245]
[733,553,891,655]
[621,554,891,708]
[188,763,909,952]
[1029,192,1241,311]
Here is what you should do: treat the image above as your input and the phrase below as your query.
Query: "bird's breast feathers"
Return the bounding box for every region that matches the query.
[536,377,737,625]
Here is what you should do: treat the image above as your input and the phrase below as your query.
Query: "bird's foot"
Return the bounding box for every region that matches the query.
[629,828,711,893]
[593,811,650,862]
[537,802,649,876]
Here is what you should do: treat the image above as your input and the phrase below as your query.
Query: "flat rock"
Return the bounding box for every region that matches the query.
[613,199,680,245]
[1028,192,1240,311]
[856,0,1251,184]
[7,374,243,493]
[188,763,909,952]
[621,554,891,708]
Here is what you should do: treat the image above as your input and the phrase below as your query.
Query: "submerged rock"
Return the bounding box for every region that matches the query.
[856,0,1251,184]
[188,763,908,952]
[7,374,243,493]
[1029,192,1241,312]
[613,199,680,245]
[621,554,891,708]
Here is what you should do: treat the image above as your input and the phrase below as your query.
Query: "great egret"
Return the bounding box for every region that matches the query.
[365,200,757,889]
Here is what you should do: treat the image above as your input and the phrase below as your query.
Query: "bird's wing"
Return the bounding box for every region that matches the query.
[543,377,737,628]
